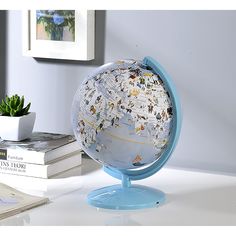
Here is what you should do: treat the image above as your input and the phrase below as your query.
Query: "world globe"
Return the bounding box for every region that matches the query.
[72,59,173,169]
[72,56,181,210]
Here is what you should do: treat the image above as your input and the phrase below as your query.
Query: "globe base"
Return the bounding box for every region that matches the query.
[87,184,165,210]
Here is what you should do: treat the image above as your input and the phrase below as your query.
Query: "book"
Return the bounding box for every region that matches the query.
[0,132,81,165]
[0,151,82,178]
[0,183,48,220]
[0,163,83,199]
[0,164,83,198]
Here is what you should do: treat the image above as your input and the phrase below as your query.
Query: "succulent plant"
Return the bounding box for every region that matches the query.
[0,94,31,117]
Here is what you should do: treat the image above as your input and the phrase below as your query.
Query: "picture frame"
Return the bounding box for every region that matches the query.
[22,10,95,61]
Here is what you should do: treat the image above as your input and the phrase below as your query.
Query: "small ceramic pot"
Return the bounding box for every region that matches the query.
[0,112,36,141]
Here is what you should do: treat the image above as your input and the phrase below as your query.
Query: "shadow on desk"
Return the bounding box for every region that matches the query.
[81,156,101,176]
[167,184,236,216]
[53,155,101,179]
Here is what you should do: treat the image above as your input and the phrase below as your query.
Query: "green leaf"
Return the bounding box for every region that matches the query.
[15,95,20,107]
[5,96,10,105]
[5,105,10,113]
[1,98,7,108]
[9,97,15,109]
[0,105,3,113]
[22,102,31,115]
[17,97,24,112]
[10,109,16,117]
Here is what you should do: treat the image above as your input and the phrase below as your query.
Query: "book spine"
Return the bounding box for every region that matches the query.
[0,160,48,178]
[0,153,82,179]
[0,148,45,165]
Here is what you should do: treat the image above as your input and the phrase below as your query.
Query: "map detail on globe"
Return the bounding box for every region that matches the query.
[72,59,173,169]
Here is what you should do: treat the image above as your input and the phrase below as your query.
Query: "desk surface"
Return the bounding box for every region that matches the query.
[0,157,235,226]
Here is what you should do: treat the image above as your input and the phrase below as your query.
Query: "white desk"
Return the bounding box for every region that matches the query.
[0,157,235,226]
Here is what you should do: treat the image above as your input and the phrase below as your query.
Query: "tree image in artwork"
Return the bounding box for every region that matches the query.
[36,10,75,42]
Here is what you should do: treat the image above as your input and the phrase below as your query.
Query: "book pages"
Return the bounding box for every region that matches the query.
[0,183,48,220]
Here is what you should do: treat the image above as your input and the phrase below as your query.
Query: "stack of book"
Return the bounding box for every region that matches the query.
[0,132,82,178]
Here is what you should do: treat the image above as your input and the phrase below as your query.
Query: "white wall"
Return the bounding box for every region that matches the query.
[5,10,236,174]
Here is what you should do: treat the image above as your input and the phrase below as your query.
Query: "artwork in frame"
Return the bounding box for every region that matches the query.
[22,10,95,61]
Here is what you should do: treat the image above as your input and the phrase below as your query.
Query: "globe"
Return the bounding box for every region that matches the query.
[72,59,173,169]
[72,56,181,210]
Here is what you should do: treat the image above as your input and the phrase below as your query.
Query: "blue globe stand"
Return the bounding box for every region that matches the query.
[87,174,165,210]
[87,56,182,210]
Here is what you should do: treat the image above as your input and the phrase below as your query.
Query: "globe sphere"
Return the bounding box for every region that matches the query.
[72,59,173,170]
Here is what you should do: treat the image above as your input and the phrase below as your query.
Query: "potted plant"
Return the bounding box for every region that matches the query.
[0,94,36,141]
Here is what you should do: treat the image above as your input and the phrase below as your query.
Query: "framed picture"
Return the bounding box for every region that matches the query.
[22,10,95,61]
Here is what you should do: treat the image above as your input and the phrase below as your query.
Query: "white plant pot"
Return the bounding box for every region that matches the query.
[0,112,36,141]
